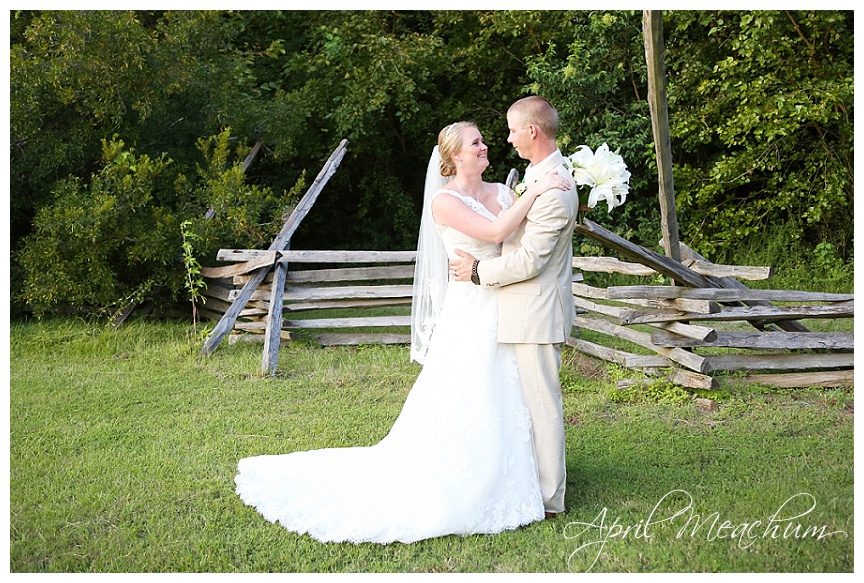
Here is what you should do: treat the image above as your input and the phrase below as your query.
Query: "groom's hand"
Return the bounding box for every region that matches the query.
[449,249,476,282]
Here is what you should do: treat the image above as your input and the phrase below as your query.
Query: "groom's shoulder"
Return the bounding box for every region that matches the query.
[554,161,575,180]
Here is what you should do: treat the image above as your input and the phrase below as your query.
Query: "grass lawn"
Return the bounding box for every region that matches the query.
[8,318,854,572]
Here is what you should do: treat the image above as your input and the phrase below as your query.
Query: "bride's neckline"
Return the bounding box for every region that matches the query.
[449,179,488,202]
[439,184,504,218]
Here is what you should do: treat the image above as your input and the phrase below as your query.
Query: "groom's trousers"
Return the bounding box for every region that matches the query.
[513,341,566,514]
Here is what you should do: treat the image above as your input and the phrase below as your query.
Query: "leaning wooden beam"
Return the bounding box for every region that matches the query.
[575,218,712,288]
[572,256,656,276]
[705,352,853,373]
[574,316,709,374]
[719,370,853,389]
[262,252,289,376]
[608,285,854,303]
[572,292,717,341]
[619,300,854,325]
[566,336,672,369]
[651,330,854,351]
[643,10,681,261]
[217,249,417,263]
[677,242,811,333]
[684,259,773,281]
[200,139,348,356]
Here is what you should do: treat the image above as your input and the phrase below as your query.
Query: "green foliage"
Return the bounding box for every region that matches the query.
[17,131,301,317]
[17,138,177,316]
[180,220,207,330]
[710,218,853,294]
[10,10,855,317]
[188,129,303,253]
[665,11,853,258]
[522,11,657,247]
[609,376,694,406]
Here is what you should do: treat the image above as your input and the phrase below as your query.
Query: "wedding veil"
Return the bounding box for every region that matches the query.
[410,146,450,364]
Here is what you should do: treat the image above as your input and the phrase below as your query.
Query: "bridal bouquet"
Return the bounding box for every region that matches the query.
[564,142,630,216]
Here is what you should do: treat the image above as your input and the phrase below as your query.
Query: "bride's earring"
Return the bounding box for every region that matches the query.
[457,159,463,168]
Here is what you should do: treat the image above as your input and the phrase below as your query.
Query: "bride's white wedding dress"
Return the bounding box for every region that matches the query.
[234,185,544,544]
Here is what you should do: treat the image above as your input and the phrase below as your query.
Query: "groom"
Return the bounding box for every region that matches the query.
[450,96,579,518]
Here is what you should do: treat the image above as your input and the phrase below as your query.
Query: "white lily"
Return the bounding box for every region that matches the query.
[565,142,630,213]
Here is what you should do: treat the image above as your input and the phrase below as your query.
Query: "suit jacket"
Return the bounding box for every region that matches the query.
[477,150,579,344]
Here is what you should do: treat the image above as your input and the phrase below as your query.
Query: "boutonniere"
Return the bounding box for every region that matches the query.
[513,182,528,197]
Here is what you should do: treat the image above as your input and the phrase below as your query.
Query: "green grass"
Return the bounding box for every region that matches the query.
[9,318,853,572]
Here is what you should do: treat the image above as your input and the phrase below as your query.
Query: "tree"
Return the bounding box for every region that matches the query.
[519,11,656,246]
[10,10,854,318]
[11,11,304,316]
[664,10,853,259]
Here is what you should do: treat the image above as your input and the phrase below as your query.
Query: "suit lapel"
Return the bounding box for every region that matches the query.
[524,150,564,185]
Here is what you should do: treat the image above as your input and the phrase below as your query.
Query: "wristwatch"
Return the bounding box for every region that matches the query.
[470,260,480,285]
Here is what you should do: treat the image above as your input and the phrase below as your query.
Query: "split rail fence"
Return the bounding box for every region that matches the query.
[202,229,853,390]
[201,248,417,348]
[198,141,853,388]
[567,219,854,390]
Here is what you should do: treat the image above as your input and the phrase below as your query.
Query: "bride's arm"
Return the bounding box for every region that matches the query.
[432,174,570,244]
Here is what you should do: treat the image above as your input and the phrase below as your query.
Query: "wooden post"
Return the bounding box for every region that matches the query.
[506,168,519,190]
[262,246,289,376]
[241,141,263,171]
[200,139,348,356]
[643,10,681,262]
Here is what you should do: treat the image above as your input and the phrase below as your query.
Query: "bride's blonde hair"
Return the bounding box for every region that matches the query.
[437,121,476,177]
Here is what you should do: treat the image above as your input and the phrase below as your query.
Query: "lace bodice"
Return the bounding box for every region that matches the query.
[434,183,514,261]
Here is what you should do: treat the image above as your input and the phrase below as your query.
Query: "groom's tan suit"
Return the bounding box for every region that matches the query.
[476,149,578,513]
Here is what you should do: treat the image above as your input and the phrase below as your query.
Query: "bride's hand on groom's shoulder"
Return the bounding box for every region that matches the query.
[529,172,572,198]
[541,172,572,193]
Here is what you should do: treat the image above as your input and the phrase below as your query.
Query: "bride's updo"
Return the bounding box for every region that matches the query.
[437,121,476,177]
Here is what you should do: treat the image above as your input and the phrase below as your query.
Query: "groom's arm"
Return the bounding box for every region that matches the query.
[476,192,571,288]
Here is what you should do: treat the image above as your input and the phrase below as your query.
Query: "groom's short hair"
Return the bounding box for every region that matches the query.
[509,96,558,140]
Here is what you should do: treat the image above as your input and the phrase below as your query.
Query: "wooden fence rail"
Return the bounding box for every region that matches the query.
[565,235,853,390]
[201,220,852,390]
[201,250,418,361]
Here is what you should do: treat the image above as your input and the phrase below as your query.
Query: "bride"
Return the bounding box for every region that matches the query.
[234,121,571,544]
